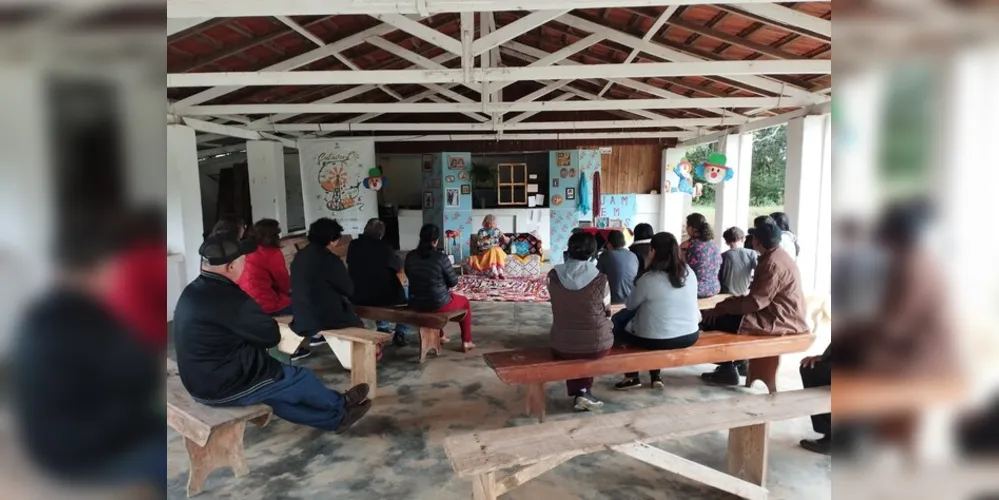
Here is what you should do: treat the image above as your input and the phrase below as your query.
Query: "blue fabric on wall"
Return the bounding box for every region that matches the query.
[577,172,590,215]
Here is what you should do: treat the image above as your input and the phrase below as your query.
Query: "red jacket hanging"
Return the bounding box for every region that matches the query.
[593,171,602,219]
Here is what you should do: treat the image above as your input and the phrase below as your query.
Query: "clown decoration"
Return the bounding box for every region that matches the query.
[362,167,387,191]
[695,153,734,185]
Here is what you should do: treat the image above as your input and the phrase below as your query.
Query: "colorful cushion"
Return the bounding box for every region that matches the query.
[505,254,542,277]
[512,240,531,256]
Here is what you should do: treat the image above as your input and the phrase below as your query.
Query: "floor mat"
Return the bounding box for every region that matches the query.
[453,274,550,302]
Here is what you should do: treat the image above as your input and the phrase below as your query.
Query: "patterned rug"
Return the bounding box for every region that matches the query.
[453,274,550,302]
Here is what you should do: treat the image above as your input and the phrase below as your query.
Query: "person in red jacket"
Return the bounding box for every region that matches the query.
[239,219,309,361]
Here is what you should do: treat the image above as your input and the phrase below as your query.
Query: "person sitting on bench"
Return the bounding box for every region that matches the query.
[597,229,638,305]
[348,218,414,347]
[290,218,365,348]
[799,345,831,454]
[173,232,372,432]
[548,231,614,412]
[699,217,809,386]
[611,232,701,390]
[405,223,475,352]
[629,223,654,280]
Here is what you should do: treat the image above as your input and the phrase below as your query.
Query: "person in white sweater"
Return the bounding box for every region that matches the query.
[612,232,702,390]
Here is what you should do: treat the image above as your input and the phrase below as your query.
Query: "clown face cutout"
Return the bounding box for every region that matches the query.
[694,153,734,185]
[363,167,387,191]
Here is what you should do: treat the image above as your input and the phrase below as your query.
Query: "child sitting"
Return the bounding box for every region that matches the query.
[719,227,758,296]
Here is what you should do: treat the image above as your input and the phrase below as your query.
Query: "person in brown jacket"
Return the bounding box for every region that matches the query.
[548,232,614,412]
[700,216,810,385]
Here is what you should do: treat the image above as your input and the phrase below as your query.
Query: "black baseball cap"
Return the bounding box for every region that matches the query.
[199,233,257,265]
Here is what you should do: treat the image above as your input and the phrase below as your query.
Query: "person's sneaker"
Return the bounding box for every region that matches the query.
[799,435,832,455]
[736,360,748,377]
[392,332,408,347]
[573,391,604,412]
[614,378,643,390]
[343,383,370,407]
[650,376,665,389]
[335,399,372,433]
[309,335,326,347]
[290,347,312,362]
[701,366,740,386]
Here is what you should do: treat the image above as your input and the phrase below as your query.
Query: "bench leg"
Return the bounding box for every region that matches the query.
[184,421,249,497]
[525,383,547,423]
[727,423,769,487]
[419,327,442,364]
[472,472,498,500]
[351,342,378,399]
[746,356,779,394]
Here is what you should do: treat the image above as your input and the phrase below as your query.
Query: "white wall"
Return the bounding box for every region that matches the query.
[633,194,662,232]
[197,150,305,234]
[378,153,423,208]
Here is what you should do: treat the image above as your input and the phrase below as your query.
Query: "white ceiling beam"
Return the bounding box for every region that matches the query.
[373,14,463,56]
[168,0,830,18]
[173,21,398,108]
[198,143,250,159]
[168,17,211,36]
[249,117,752,132]
[515,80,572,103]
[678,100,831,147]
[491,33,603,93]
[471,10,569,56]
[321,131,696,141]
[176,116,296,148]
[274,15,325,47]
[167,59,830,88]
[505,92,575,124]
[180,96,814,115]
[735,3,831,38]
[366,36,445,70]
[597,5,678,97]
[246,84,380,127]
[557,14,823,102]
[460,12,475,82]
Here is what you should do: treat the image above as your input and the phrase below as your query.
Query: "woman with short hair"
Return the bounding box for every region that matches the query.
[469,214,510,279]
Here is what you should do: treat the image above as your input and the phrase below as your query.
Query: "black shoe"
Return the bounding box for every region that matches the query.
[309,335,326,347]
[573,391,604,412]
[736,360,748,377]
[614,378,643,390]
[392,332,408,348]
[344,383,370,407]
[290,347,312,362]
[800,435,832,455]
[701,366,740,386]
[650,376,665,389]
[336,399,372,433]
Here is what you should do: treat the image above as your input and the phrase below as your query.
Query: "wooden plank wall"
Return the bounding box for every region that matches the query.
[581,144,662,195]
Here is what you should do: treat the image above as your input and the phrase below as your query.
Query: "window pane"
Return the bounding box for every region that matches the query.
[513,185,527,204]
[513,164,526,182]
[498,164,513,183]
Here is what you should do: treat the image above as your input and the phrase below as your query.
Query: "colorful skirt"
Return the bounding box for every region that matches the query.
[469,247,507,273]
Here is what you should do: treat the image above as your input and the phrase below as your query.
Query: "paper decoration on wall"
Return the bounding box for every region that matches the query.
[552,195,564,206]
[569,168,576,178]
[300,139,377,236]
[458,171,469,180]
[447,155,466,170]
[595,217,609,228]
[552,178,559,187]
[445,175,456,183]
[445,188,460,207]
[672,161,696,196]
[362,167,386,191]
[423,192,434,209]
[695,153,734,184]
[599,194,637,229]
[560,168,568,178]
[556,152,571,166]
[565,187,576,200]
[461,184,471,195]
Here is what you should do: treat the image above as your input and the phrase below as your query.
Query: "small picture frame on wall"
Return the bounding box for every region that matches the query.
[423,192,434,209]
[595,217,609,229]
[422,154,433,172]
[552,178,559,187]
[432,178,442,188]
[556,152,571,167]
[565,187,576,200]
[460,184,471,195]
[447,155,466,170]
[445,188,460,207]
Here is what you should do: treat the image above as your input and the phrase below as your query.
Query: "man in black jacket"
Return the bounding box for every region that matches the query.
[348,218,413,347]
[173,233,371,432]
[290,218,364,346]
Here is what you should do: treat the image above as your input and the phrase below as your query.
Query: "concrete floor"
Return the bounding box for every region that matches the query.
[166,302,831,500]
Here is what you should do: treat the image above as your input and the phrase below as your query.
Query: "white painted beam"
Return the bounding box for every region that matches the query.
[491,34,603,93]
[677,100,831,147]
[249,117,752,132]
[181,96,812,115]
[275,15,325,47]
[598,5,678,97]
[175,116,297,148]
[327,131,695,141]
[471,10,568,56]
[168,0,830,18]
[168,17,211,36]
[373,14,463,56]
[366,36,445,70]
[167,59,830,88]
[514,80,572,104]
[736,3,831,38]
[460,12,475,83]
[505,93,575,124]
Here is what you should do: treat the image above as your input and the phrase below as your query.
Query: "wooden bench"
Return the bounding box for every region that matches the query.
[484,331,815,422]
[274,319,391,398]
[166,359,272,497]
[353,305,467,363]
[444,388,831,500]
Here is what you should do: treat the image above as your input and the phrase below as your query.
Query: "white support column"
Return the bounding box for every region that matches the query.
[167,124,205,285]
[661,147,687,237]
[714,132,754,245]
[784,114,831,294]
[246,140,288,229]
